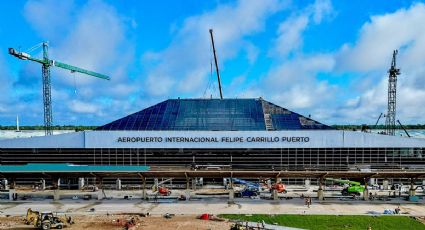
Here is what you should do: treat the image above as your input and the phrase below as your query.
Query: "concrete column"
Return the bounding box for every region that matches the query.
[10,179,16,189]
[95,177,104,200]
[2,179,9,190]
[305,179,311,189]
[369,178,376,186]
[317,190,324,201]
[142,177,147,200]
[199,177,203,187]
[363,190,369,200]
[185,190,191,201]
[267,179,272,189]
[97,189,105,200]
[228,188,235,204]
[154,178,159,191]
[317,179,324,201]
[53,189,61,201]
[8,189,16,201]
[116,178,122,190]
[191,178,197,190]
[78,178,85,190]
[41,179,46,190]
[383,179,389,190]
[409,179,416,196]
[363,180,369,201]
[272,189,279,201]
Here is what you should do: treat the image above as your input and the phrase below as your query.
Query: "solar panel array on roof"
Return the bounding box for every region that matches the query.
[95,98,333,131]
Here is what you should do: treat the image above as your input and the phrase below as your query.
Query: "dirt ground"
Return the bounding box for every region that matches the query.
[0,214,232,230]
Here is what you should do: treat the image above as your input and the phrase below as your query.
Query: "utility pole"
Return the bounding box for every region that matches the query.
[209,29,223,99]
[9,42,110,135]
[385,50,401,136]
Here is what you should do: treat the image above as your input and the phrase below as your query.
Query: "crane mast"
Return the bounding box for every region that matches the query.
[41,42,53,135]
[385,50,400,136]
[8,42,110,136]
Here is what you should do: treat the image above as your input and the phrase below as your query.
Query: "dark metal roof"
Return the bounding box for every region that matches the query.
[96,98,333,131]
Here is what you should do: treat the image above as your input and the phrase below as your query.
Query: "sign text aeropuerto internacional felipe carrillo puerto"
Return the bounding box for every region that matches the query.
[116,136,310,143]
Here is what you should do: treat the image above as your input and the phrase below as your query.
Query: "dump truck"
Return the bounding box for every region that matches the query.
[326,178,365,196]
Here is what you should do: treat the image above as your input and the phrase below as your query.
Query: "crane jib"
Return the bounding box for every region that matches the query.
[52,61,111,80]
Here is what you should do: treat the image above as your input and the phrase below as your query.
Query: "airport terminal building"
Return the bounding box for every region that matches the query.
[1,98,425,173]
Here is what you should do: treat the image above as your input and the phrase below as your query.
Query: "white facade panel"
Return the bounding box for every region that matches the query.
[343,131,425,148]
[1,130,424,149]
[0,132,84,148]
[85,130,344,149]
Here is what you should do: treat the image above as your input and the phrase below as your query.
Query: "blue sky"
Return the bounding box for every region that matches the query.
[1,0,425,126]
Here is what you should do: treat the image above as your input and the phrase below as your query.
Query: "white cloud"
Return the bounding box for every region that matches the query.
[24,0,75,40]
[262,54,336,109]
[334,3,425,124]
[68,100,100,114]
[273,15,309,57]
[257,0,336,116]
[336,3,425,72]
[309,0,334,24]
[19,0,138,124]
[271,0,333,57]
[143,0,287,97]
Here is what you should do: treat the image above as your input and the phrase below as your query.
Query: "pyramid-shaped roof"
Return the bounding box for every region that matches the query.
[95,98,333,131]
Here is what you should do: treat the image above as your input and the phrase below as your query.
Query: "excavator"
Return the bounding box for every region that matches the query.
[326,178,365,196]
[26,208,73,230]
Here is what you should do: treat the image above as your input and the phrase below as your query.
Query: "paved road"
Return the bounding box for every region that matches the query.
[1,198,424,216]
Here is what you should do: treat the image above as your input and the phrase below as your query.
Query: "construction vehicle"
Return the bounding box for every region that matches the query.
[272,183,287,194]
[231,178,263,191]
[158,186,171,196]
[326,178,365,196]
[25,208,73,230]
[25,208,39,225]
[152,178,173,196]
[231,178,260,197]
[231,178,287,194]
